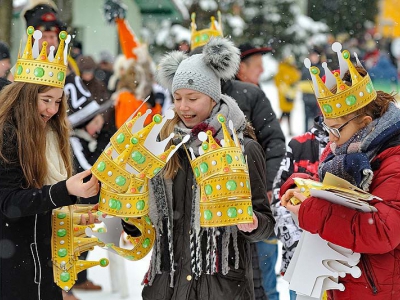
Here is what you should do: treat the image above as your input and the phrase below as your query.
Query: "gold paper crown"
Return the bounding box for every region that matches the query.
[190,11,223,51]
[90,109,188,260]
[305,42,377,119]
[14,26,70,88]
[52,205,109,291]
[189,114,253,227]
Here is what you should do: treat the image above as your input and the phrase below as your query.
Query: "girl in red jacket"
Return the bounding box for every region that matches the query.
[281,43,400,300]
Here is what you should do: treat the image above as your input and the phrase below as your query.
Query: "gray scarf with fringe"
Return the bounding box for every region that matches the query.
[146,94,246,286]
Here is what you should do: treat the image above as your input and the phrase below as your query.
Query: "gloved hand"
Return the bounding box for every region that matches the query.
[343,153,373,190]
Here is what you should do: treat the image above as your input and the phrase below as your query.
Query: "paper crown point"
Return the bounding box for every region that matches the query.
[305,42,377,119]
[189,114,253,227]
[14,26,70,88]
[190,11,223,51]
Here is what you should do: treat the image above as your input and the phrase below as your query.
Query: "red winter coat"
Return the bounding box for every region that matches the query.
[298,145,400,299]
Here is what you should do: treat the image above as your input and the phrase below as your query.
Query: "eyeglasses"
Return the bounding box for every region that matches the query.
[321,114,361,138]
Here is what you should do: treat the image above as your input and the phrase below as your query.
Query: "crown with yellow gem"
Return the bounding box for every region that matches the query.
[188,114,253,227]
[14,26,70,88]
[190,11,223,51]
[305,42,377,119]
[52,205,109,291]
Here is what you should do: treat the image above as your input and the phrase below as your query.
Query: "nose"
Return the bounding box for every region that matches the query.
[178,99,190,111]
[47,102,59,115]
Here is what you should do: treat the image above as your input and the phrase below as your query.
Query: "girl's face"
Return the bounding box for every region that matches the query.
[37,87,64,124]
[323,113,370,146]
[173,89,216,128]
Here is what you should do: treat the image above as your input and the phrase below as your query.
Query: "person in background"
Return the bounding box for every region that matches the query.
[275,55,301,136]
[0,41,11,80]
[95,50,115,94]
[124,36,274,300]
[271,116,329,300]
[236,42,282,300]
[0,26,100,300]
[281,48,400,300]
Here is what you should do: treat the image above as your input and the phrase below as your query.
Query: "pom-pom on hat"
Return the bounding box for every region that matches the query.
[157,37,240,103]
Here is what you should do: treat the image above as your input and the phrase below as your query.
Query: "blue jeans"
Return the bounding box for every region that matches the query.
[290,289,297,300]
[257,238,279,300]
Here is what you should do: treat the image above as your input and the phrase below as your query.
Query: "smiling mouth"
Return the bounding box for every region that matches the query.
[182,114,195,119]
[41,114,51,122]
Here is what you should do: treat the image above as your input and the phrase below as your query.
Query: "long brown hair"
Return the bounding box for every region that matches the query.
[0,82,73,188]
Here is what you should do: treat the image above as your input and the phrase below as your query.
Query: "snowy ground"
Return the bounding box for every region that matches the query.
[74,80,305,300]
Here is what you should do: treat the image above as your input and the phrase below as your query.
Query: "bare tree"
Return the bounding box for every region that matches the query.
[0,0,13,45]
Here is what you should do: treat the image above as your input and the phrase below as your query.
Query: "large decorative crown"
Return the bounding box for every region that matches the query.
[189,114,253,227]
[304,42,377,119]
[14,26,70,88]
[190,11,223,51]
[52,205,109,292]
[90,109,188,260]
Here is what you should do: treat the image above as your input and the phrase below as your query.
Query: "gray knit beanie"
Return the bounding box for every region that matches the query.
[156,37,240,102]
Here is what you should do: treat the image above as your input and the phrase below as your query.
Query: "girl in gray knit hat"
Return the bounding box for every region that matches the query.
[123,37,275,300]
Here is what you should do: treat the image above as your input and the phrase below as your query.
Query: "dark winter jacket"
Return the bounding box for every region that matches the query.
[0,127,77,300]
[125,137,275,300]
[221,79,286,191]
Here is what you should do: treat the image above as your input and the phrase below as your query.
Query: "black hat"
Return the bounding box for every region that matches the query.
[0,78,11,91]
[65,74,113,128]
[238,43,272,61]
[0,41,10,60]
[24,4,67,32]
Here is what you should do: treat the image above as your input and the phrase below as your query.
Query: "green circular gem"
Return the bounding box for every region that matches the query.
[218,115,225,123]
[345,95,356,106]
[200,162,209,173]
[136,200,145,210]
[57,229,67,237]
[241,154,246,164]
[202,143,209,151]
[343,51,350,59]
[226,180,237,191]
[202,33,209,41]
[246,180,250,189]
[57,72,65,81]
[366,82,373,93]
[132,151,143,162]
[27,26,34,35]
[100,258,108,267]
[195,36,200,43]
[125,255,135,261]
[204,210,213,220]
[109,198,118,209]
[97,161,106,172]
[57,212,67,219]
[205,184,213,195]
[115,200,122,211]
[58,248,67,257]
[145,216,152,225]
[34,67,45,78]
[153,115,162,123]
[142,238,151,248]
[60,272,70,282]
[227,207,237,218]
[17,65,23,75]
[137,156,146,164]
[322,104,333,113]
[97,228,105,233]
[59,31,67,40]
[247,206,253,216]
[116,133,125,143]
[115,176,126,186]
[153,167,161,175]
[131,137,139,144]
[311,67,319,75]
[226,154,233,164]
[194,167,200,178]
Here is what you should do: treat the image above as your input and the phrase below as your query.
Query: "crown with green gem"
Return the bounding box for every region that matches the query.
[190,11,223,51]
[91,109,188,217]
[52,205,109,292]
[14,26,70,88]
[305,42,377,119]
[189,114,253,227]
